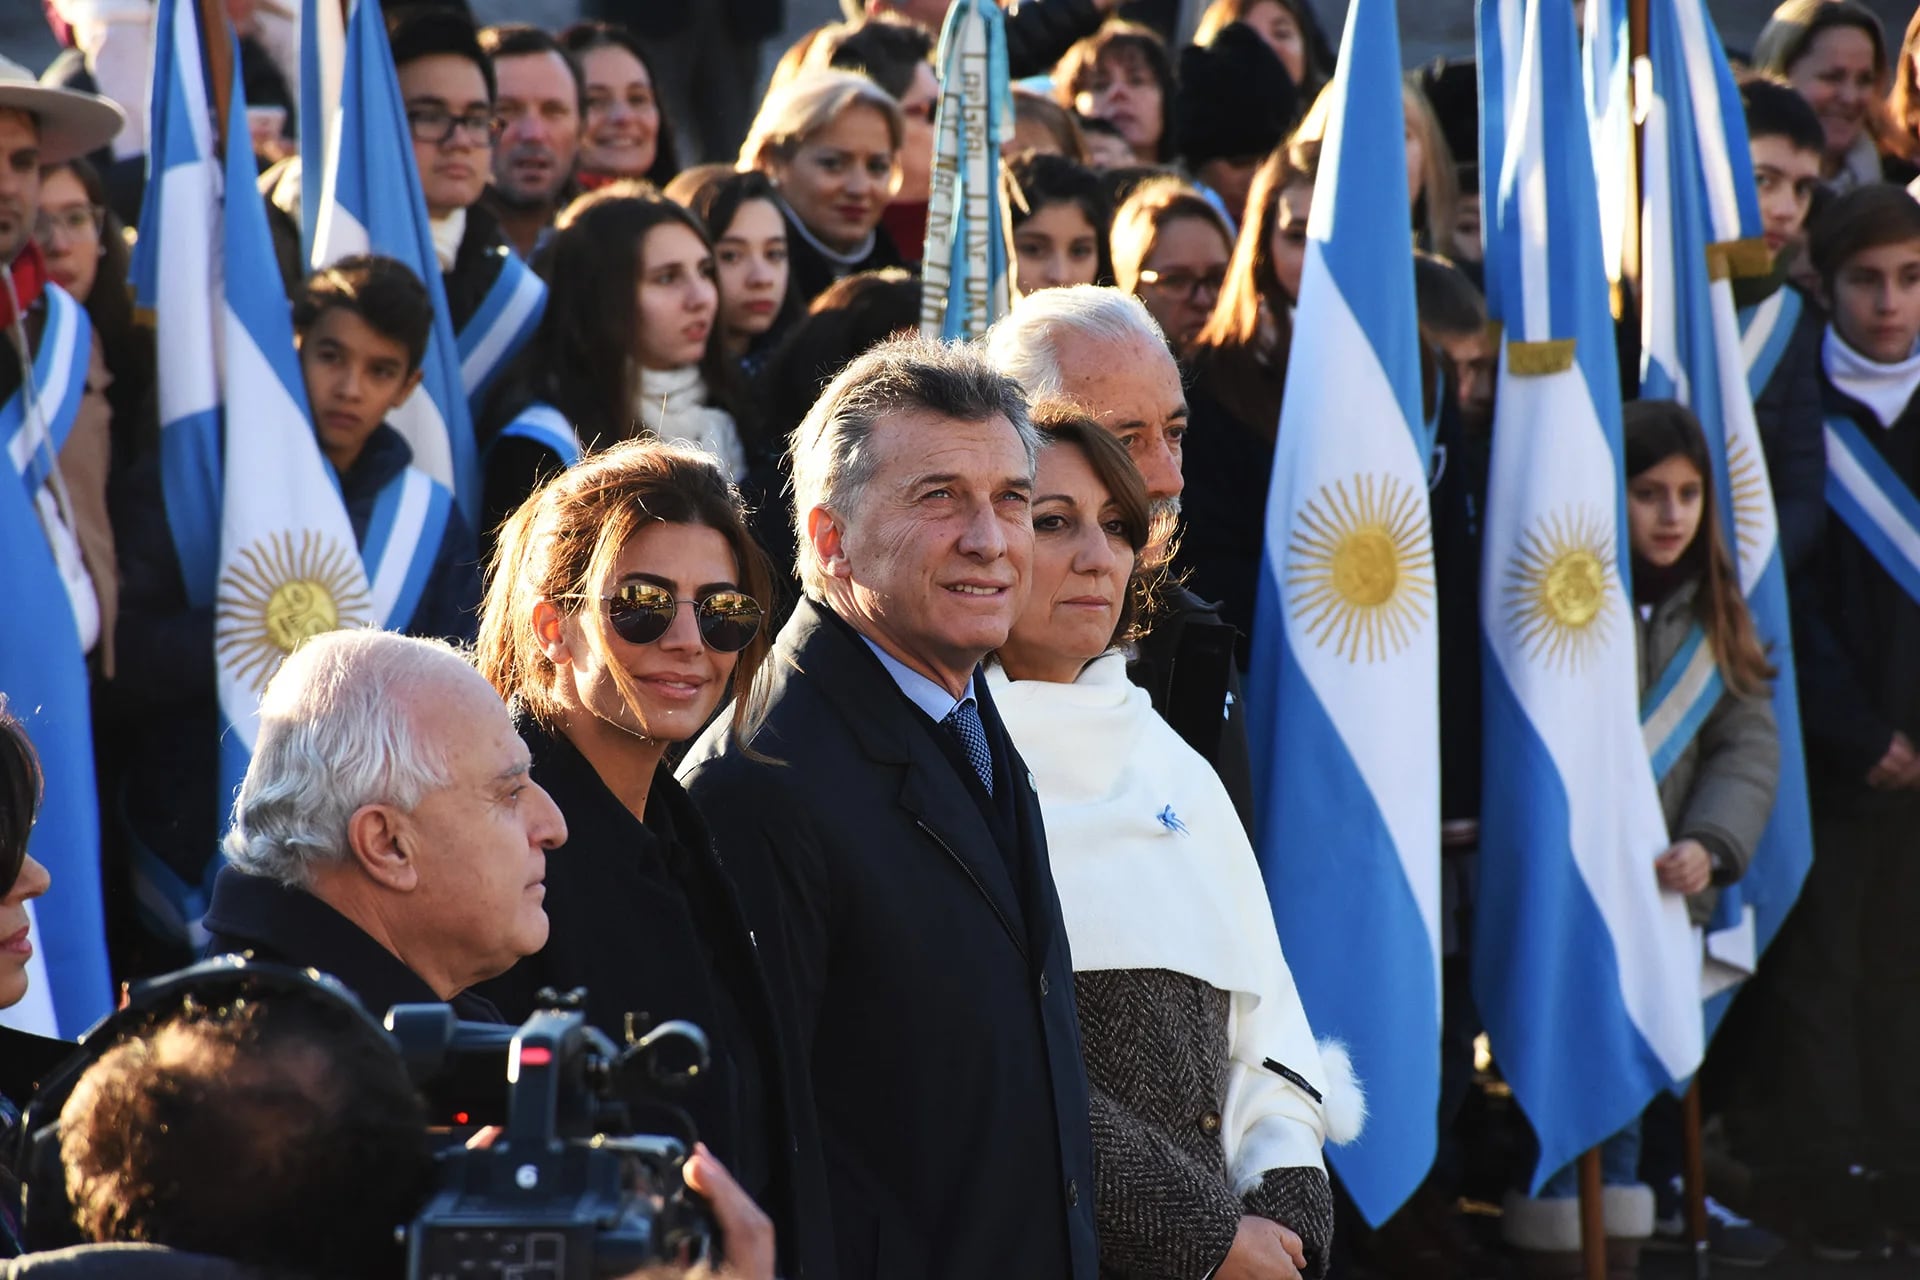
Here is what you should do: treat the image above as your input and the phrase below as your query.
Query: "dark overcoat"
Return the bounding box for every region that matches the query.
[677,598,1100,1280]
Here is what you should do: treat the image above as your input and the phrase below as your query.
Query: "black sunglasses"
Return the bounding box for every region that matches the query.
[598,582,763,653]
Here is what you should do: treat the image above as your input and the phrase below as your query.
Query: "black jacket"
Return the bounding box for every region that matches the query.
[678,599,1099,1280]
[200,866,504,1024]
[1794,377,1920,789]
[1750,284,1828,576]
[781,210,906,314]
[108,427,478,917]
[1175,379,1274,652]
[1004,0,1106,78]
[474,718,833,1280]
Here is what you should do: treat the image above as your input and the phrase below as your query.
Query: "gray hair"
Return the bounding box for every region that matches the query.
[983,285,1170,400]
[788,334,1038,595]
[221,630,480,888]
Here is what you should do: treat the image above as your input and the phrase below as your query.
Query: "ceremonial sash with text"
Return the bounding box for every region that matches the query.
[360,465,453,631]
[1739,286,1802,404]
[2,285,88,498]
[1641,623,1725,784]
[1824,412,1920,607]
[495,400,583,468]
[457,250,546,410]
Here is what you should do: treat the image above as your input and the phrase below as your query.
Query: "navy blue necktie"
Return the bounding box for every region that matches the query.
[942,699,994,796]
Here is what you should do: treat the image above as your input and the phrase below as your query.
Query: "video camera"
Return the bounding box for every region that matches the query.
[392,988,716,1280]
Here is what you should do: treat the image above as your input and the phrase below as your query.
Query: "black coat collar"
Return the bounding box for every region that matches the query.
[201,866,504,1024]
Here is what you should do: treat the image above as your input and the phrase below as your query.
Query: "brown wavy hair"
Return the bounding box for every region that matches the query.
[1029,401,1173,645]
[1623,400,1775,698]
[475,437,775,743]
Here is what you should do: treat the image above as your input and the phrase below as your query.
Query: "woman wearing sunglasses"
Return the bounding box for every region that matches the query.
[473,438,828,1280]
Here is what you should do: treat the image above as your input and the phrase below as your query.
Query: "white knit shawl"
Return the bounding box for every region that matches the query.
[989,652,1353,1181]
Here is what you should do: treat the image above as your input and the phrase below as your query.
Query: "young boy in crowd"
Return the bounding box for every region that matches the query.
[1738,72,1830,574]
[105,256,477,958]
[291,254,478,642]
[1723,184,1920,1262]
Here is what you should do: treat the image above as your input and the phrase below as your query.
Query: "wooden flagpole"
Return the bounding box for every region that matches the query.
[196,0,234,154]
[1578,1147,1608,1280]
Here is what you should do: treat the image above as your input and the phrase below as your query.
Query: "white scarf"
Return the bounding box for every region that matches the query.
[779,194,876,272]
[429,209,467,274]
[989,652,1357,1180]
[1824,324,1920,429]
[633,364,746,481]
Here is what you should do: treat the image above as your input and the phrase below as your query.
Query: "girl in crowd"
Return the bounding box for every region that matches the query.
[818,16,940,267]
[36,158,149,471]
[664,166,798,376]
[473,439,826,1280]
[1293,75,1458,257]
[1054,22,1178,167]
[1180,144,1312,644]
[1505,399,1778,1278]
[1192,0,1331,107]
[1720,184,1920,1257]
[1006,152,1112,299]
[1012,89,1091,162]
[1752,0,1890,192]
[0,707,51,1258]
[559,22,678,190]
[988,411,1359,1280]
[1110,176,1234,351]
[739,71,906,311]
[483,185,749,542]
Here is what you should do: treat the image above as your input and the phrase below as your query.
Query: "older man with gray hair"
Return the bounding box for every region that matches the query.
[986,284,1254,829]
[680,334,1099,1280]
[202,629,567,1022]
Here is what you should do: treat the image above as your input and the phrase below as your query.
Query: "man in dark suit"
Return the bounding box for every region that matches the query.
[679,336,1099,1280]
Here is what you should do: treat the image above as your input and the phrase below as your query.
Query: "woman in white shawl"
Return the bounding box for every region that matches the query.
[989,410,1364,1280]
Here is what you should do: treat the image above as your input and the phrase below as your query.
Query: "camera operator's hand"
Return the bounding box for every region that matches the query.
[683,1142,775,1280]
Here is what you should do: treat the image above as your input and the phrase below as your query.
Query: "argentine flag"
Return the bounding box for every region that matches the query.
[1473,0,1701,1190]
[132,0,223,608]
[920,0,1013,341]
[297,0,347,265]
[1582,0,1631,288]
[1636,0,1812,1023]
[1246,0,1438,1226]
[212,45,376,810]
[310,0,477,525]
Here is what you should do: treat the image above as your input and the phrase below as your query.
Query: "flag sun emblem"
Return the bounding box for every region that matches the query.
[1726,434,1769,568]
[1286,473,1433,663]
[1504,506,1617,673]
[216,531,371,693]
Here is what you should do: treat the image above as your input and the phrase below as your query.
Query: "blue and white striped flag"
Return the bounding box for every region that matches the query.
[133,0,223,608]
[311,0,477,524]
[1474,0,1701,1191]
[212,43,376,821]
[1636,0,1812,1024]
[1583,0,1631,288]
[1246,0,1439,1226]
[297,0,347,265]
[919,0,1013,342]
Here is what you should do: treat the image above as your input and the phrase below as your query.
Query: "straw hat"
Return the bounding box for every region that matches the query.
[0,54,126,166]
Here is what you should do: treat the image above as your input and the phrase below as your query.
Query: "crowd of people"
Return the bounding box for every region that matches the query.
[3,0,1920,1276]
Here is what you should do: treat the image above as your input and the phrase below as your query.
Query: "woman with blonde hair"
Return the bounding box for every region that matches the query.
[473,438,829,1280]
[740,69,906,310]
[1110,176,1236,351]
[1292,75,1458,257]
[1753,0,1892,191]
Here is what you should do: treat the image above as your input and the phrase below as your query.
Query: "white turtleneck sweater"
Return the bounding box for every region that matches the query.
[1824,324,1920,429]
[633,365,747,481]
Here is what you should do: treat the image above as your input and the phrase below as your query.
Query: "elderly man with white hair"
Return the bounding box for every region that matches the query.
[985,283,1254,828]
[202,630,567,1023]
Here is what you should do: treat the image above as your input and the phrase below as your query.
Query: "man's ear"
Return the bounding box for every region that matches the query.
[806,505,853,581]
[533,598,571,665]
[390,366,426,411]
[345,803,419,892]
